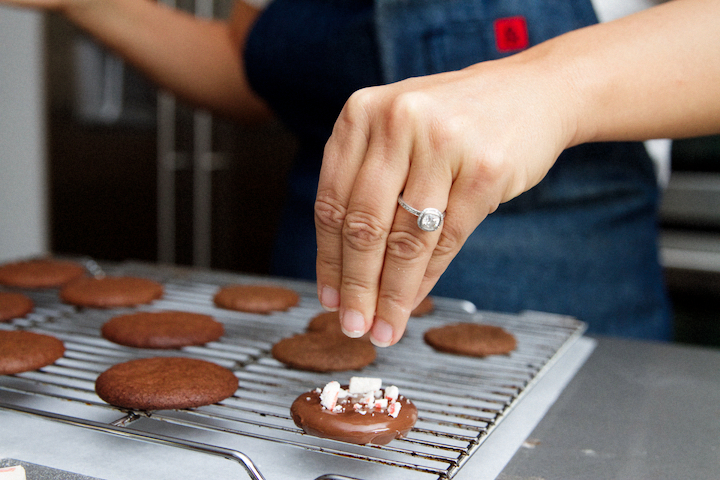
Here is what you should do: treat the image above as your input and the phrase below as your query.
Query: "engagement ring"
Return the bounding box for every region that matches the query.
[397,194,446,232]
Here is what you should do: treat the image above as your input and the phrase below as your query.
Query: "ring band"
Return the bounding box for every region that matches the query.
[397,194,446,232]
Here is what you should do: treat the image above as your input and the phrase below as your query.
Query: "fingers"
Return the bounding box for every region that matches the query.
[316,85,461,347]
[317,87,416,341]
[419,174,494,298]
[370,188,449,346]
[338,154,411,343]
[315,93,371,313]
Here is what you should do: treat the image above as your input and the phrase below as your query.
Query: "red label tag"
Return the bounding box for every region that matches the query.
[494,16,529,53]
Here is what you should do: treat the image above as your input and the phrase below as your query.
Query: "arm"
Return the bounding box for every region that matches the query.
[1,0,273,121]
[559,0,720,144]
[314,0,720,346]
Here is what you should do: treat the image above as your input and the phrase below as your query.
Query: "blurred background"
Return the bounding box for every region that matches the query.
[0,3,717,347]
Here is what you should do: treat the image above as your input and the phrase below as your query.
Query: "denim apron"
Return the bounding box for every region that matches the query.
[244,0,672,340]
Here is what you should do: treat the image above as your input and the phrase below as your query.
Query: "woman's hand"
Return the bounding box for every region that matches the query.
[314,0,720,348]
[314,51,579,347]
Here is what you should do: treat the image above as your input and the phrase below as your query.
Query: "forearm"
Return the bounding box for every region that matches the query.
[59,0,272,121]
[527,0,720,146]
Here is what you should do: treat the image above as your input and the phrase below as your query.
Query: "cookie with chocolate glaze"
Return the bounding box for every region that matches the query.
[291,384,418,445]
[60,276,163,308]
[214,284,299,314]
[424,322,516,357]
[0,330,65,375]
[95,357,238,410]
[272,332,376,372]
[0,292,34,323]
[0,258,85,289]
[102,311,225,349]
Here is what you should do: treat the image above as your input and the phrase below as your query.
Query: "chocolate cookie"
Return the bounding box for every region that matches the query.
[0,292,34,323]
[306,311,341,334]
[307,311,371,341]
[424,323,517,357]
[214,284,300,314]
[95,357,238,410]
[272,332,376,372]
[0,258,85,289]
[60,276,164,308]
[0,330,65,375]
[291,378,418,445]
[102,311,225,349]
[411,296,435,317]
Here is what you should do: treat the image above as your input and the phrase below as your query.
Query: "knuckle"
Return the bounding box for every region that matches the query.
[476,147,506,182]
[341,87,375,124]
[314,193,347,234]
[423,230,463,281]
[347,86,375,108]
[458,147,508,214]
[377,288,410,316]
[342,210,387,251]
[476,144,525,199]
[328,87,376,146]
[430,115,468,156]
[434,230,460,258]
[315,254,339,271]
[385,230,428,263]
[341,274,376,299]
[434,216,471,266]
[386,91,425,127]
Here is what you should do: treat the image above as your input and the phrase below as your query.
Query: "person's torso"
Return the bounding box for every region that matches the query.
[243,0,670,340]
[244,0,657,210]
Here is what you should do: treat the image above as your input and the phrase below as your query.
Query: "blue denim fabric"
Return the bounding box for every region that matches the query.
[245,0,672,340]
[375,0,598,82]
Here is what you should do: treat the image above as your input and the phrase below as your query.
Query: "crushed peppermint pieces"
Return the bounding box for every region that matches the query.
[314,377,403,418]
[320,380,341,410]
[349,376,382,394]
[385,385,399,402]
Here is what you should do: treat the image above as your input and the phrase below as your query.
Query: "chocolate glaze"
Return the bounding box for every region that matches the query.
[291,387,418,445]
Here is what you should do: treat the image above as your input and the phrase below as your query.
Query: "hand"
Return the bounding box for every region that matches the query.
[314,52,578,347]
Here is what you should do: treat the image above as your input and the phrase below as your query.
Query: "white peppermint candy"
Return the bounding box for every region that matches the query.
[384,385,399,402]
[320,381,341,410]
[349,376,382,394]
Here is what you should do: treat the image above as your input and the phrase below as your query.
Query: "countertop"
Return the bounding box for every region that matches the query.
[498,336,720,480]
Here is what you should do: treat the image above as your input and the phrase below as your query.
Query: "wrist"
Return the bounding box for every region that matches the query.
[522,37,590,151]
[497,40,586,154]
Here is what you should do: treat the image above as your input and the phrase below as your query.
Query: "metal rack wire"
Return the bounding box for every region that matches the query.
[0,262,586,480]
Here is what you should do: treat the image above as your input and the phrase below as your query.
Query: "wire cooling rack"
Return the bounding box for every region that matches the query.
[0,262,586,479]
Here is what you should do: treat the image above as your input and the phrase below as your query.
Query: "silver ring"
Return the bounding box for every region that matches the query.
[397,193,446,232]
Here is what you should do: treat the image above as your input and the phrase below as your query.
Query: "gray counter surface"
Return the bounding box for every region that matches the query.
[498,337,720,480]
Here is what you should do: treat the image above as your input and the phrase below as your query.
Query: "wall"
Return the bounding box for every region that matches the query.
[0,8,48,262]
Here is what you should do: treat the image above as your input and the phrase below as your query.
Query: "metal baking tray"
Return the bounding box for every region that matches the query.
[0,261,587,479]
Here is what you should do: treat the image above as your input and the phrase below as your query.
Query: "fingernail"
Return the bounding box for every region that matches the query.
[320,285,339,311]
[341,309,366,338]
[370,319,394,348]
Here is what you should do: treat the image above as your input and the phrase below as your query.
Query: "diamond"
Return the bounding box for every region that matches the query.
[418,209,443,232]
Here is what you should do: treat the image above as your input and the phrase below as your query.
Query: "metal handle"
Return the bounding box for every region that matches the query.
[0,402,267,480]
